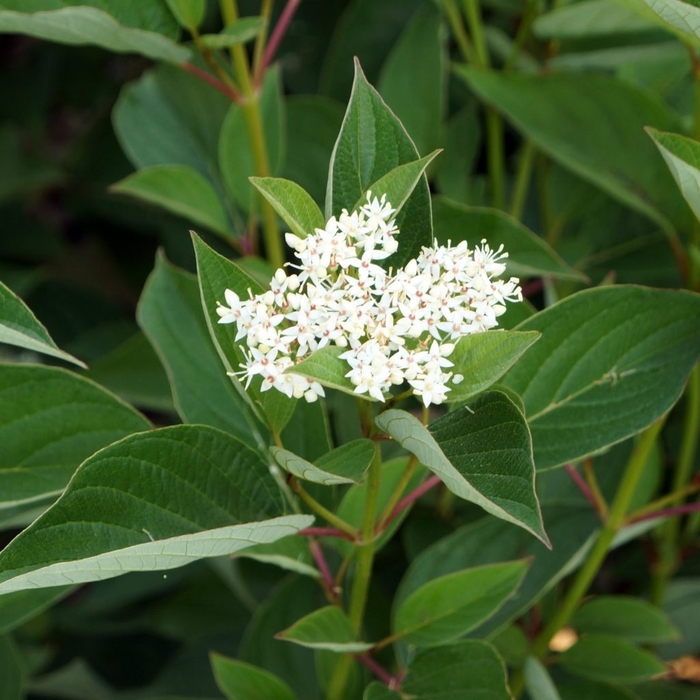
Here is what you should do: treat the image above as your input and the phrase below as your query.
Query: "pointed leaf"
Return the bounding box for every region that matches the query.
[327,59,432,269]
[0,279,85,367]
[394,560,530,647]
[524,657,562,700]
[288,346,358,398]
[447,330,541,403]
[250,177,325,239]
[376,392,548,544]
[432,197,587,281]
[271,438,375,486]
[111,164,232,239]
[200,17,267,49]
[235,535,319,578]
[277,606,373,653]
[501,286,700,470]
[0,425,313,594]
[0,7,189,63]
[0,365,150,511]
[211,654,297,700]
[165,0,205,30]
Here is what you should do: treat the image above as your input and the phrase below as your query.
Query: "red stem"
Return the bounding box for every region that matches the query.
[383,474,442,528]
[522,278,543,299]
[564,463,601,515]
[355,653,396,687]
[180,62,241,103]
[308,539,338,603]
[298,526,354,541]
[629,502,700,525]
[258,0,301,82]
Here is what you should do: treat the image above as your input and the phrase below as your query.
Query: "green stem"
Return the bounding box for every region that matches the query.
[510,418,666,697]
[377,455,418,528]
[327,442,383,700]
[253,0,274,80]
[509,140,535,220]
[443,0,476,64]
[462,0,489,67]
[503,0,537,72]
[290,478,359,539]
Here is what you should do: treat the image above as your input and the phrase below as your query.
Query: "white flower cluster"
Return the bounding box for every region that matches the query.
[216,194,522,406]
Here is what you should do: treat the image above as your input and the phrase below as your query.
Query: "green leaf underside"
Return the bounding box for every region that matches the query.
[0,425,312,594]
[619,0,700,47]
[200,17,266,49]
[277,606,373,652]
[327,59,433,269]
[271,438,375,486]
[394,560,530,647]
[0,364,150,510]
[447,330,541,403]
[211,654,297,700]
[288,346,358,397]
[502,286,700,470]
[457,69,687,233]
[432,197,587,281]
[250,177,325,239]
[0,7,189,63]
[111,165,231,237]
[234,535,319,578]
[376,392,548,545]
[559,634,667,684]
[191,233,296,433]
[0,279,85,367]
[524,657,563,700]
[572,596,679,643]
[648,128,700,224]
[137,253,257,445]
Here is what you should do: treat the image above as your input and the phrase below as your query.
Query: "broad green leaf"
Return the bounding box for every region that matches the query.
[211,654,297,700]
[618,0,700,47]
[400,640,511,700]
[458,69,688,233]
[191,233,296,434]
[364,683,401,700]
[288,346,358,398]
[432,197,587,281]
[113,63,230,185]
[0,635,23,700]
[647,128,700,224]
[277,606,373,653]
[559,634,666,683]
[137,253,258,445]
[200,17,266,49]
[572,596,679,643]
[0,279,85,367]
[0,364,150,510]
[558,680,636,700]
[659,579,700,659]
[534,0,657,39]
[281,399,332,463]
[0,7,189,62]
[0,587,71,634]
[376,392,548,544]
[219,67,285,213]
[352,151,442,215]
[394,560,529,647]
[326,59,433,269]
[0,425,313,594]
[524,657,562,700]
[250,177,325,239]
[164,0,205,30]
[447,331,541,403]
[235,535,319,578]
[111,165,232,239]
[501,286,700,470]
[271,438,375,486]
[377,2,446,156]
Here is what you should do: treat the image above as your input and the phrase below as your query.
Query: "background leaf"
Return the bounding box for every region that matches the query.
[211,654,297,700]
[524,657,562,700]
[0,635,23,700]
[277,606,373,652]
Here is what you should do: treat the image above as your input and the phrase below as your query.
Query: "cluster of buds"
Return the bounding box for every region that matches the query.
[216,194,522,406]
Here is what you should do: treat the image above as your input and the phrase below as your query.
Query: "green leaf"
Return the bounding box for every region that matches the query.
[572,596,679,643]
[647,128,700,224]
[501,286,700,470]
[0,279,86,367]
[250,177,325,239]
[235,535,319,578]
[376,392,548,544]
[112,164,232,239]
[400,640,511,700]
[447,330,541,403]
[559,634,667,684]
[137,253,258,445]
[432,197,587,281]
[558,680,636,700]
[394,560,529,647]
[524,657,562,700]
[288,346,358,398]
[534,0,657,39]
[277,606,373,653]
[0,6,189,62]
[219,67,285,212]
[0,587,72,634]
[271,438,375,486]
[352,151,442,215]
[211,654,297,700]
[200,17,267,49]
[0,635,23,700]
[618,0,700,47]
[164,0,205,30]
[191,233,296,434]
[0,424,313,594]
[326,59,432,269]
[378,2,446,157]
[0,364,150,511]
[457,69,688,233]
